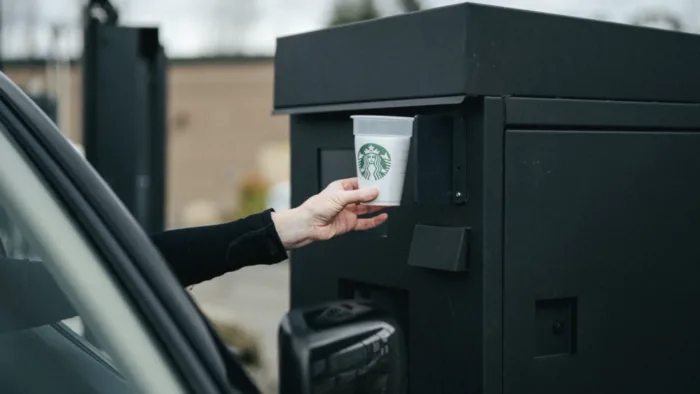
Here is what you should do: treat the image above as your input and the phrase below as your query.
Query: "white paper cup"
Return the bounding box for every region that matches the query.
[352,115,414,206]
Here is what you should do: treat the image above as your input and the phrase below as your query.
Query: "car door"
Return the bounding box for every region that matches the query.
[0,72,259,394]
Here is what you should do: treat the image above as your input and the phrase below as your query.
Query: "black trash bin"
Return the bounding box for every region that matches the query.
[274,3,700,394]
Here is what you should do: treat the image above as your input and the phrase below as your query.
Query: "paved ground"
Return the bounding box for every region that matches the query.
[191,260,290,393]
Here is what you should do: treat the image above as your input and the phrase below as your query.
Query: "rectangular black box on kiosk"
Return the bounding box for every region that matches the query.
[274,3,700,394]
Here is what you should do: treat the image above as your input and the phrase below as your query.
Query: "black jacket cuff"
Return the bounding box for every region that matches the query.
[224,208,288,266]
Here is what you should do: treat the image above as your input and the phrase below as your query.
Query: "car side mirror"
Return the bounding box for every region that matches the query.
[278,300,406,394]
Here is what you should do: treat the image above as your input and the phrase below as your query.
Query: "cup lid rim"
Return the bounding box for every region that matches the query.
[351,115,415,121]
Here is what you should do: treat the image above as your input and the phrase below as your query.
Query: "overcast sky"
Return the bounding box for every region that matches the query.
[1,0,697,58]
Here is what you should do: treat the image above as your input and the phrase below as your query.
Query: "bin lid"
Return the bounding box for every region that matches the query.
[274,3,700,114]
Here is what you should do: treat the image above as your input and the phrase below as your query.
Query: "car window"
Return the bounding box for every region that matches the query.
[0,204,37,260]
[0,205,84,334]
[0,124,186,394]
[0,179,131,393]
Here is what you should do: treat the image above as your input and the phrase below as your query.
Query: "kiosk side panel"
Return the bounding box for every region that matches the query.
[504,128,700,394]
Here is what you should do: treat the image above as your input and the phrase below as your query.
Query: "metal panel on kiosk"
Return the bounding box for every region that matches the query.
[275,3,700,394]
[504,126,700,393]
[83,20,167,234]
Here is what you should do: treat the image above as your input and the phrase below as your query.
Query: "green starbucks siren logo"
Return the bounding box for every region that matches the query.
[357,143,391,181]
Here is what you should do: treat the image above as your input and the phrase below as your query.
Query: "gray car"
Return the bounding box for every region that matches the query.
[0,72,405,394]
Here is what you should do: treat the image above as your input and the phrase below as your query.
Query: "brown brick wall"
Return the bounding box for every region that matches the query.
[4,59,289,227]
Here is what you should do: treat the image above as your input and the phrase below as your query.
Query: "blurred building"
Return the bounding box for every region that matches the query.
[2,56,289,228]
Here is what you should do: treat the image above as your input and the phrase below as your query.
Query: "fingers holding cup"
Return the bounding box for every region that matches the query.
[354,213,389,231]
[353,203,387,216]
[339,177,359,191]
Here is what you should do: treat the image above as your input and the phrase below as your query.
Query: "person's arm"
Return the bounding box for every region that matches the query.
[149,177,387,288]
[150,209,288,287]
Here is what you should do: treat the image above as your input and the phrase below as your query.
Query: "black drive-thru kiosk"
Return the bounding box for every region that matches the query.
[274,3,700,394]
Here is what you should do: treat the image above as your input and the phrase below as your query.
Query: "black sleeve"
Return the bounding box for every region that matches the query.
[149,209,289,287]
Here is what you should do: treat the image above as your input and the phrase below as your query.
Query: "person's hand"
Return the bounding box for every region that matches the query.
[271,178,388,249]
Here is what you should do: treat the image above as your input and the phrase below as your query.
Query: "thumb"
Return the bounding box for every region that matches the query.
[332,187,379,207]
